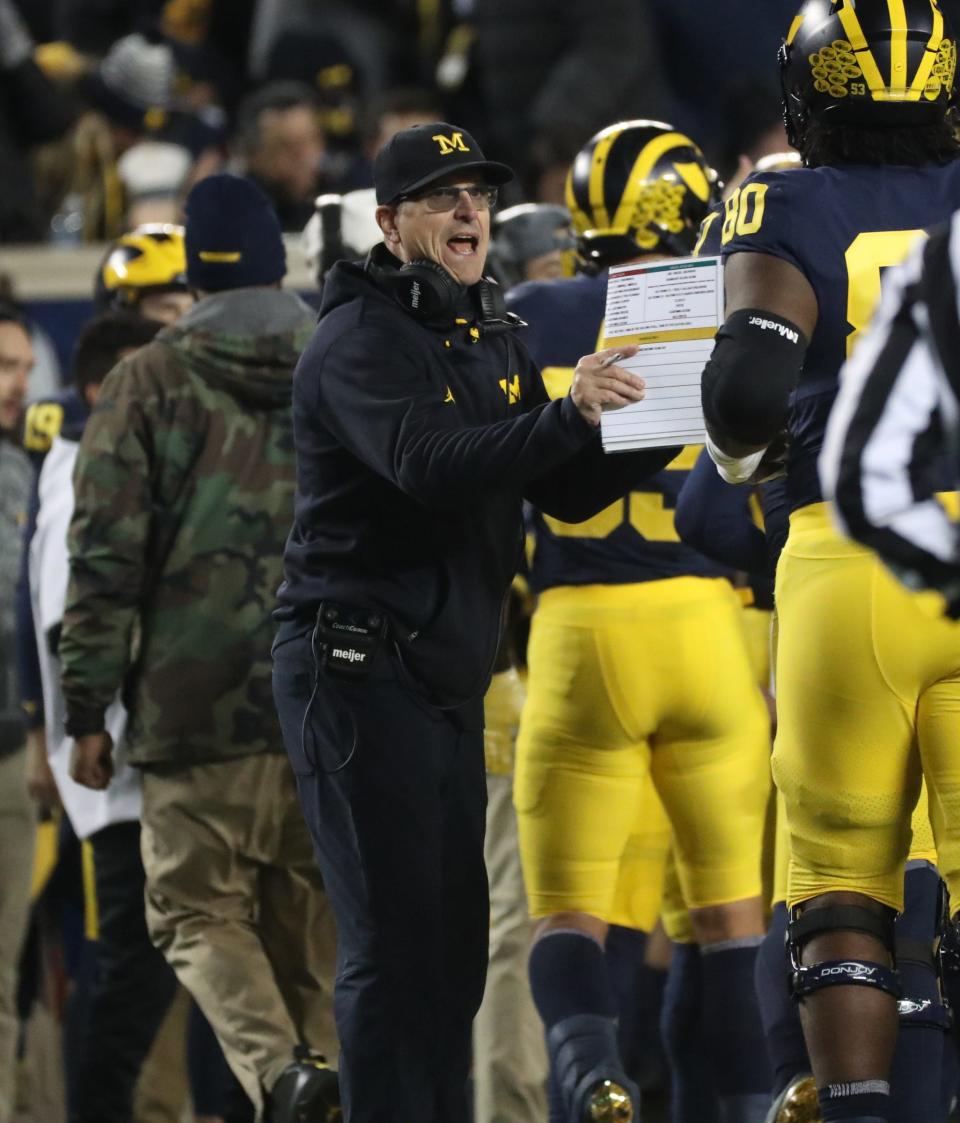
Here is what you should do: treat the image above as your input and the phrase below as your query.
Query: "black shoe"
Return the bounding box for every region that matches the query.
[267,1050,341,1123]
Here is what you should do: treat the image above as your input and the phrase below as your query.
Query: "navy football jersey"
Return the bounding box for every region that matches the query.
[720,162,960,513]
[22,387,87,467]
[694,200,724,258]
[507,271,733,591]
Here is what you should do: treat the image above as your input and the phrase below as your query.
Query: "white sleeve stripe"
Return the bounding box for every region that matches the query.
[949,213,960,330]
[859,337,955,562]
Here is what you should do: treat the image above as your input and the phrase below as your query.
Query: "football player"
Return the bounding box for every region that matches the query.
[698,3,960,1121]
[94,224,192,325]
[488,202,577,287]
[509,120,773,1123]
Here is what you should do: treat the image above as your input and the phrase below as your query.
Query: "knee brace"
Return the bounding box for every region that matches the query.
[787,904,900,1001]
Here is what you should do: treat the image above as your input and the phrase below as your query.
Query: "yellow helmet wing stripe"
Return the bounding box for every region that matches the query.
[564,170,584,233]
[786,13,805,45]
[587,125,623,231]
[674,161,712,202]
[908,4,945,97]
[610,131,692,232]
[888,0,910,92]
[836,1,887,92]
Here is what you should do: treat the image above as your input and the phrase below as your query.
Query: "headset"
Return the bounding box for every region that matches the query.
[364,244,524,333]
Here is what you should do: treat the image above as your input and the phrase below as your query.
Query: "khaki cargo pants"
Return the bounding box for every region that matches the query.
[140,753,337,1119]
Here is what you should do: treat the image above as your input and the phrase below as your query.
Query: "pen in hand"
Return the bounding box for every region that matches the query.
[599,352,623,369]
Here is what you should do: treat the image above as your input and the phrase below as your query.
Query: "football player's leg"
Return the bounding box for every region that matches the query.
[659,854,720,1123]
[773,522,919,1123]
[756,795,812,1103]
[756,904,821,1123]
[650,581,773,1123]
[915,676,960,1122]
[889,859,950,1123]
[605,806,673,1098]
[758,802,949,1123]
[516,605,650,1121]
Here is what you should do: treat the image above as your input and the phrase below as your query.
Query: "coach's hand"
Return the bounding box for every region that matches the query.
[70,730,114,790]
[570,345,645,427]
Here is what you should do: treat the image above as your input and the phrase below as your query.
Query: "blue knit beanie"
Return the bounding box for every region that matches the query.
[185,174,286,291]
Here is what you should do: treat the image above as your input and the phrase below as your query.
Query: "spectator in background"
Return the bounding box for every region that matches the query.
[365,87,443,158]
[59,175,339,1123]
[525,123,591,206]
[488,202,576,287]
[42,0,167,55]
[0,276,62,402]
[246,0,391,102]
[160,0,261,113]
[0,300,35,1123]
[234,81,330,231]
[93,224,194,325]
[713,81,789,193]
[342,86,444,190]
[473,0,669,198]
[36,32,224,243]
[648,0,795,168]
[260,24,366,180]
[0,0,76,241]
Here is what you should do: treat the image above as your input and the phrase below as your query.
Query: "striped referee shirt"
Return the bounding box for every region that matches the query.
[820,218,960,607]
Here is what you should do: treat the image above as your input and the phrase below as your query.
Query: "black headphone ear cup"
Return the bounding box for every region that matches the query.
[387,259,461,320]
[476,276,507,323]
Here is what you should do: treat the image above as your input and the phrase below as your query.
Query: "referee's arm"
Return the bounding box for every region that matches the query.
[820,226,960,607]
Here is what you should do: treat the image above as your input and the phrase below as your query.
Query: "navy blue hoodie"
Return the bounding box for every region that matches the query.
[276,255,676,707]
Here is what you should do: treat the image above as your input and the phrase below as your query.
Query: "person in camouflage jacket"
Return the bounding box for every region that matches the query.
[59,286,309,767]
[58,176,340,1123]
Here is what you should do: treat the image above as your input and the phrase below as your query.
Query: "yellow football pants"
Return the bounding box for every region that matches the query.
[773,504,959,912]
[663,603,774,943]
[515,577,771,927]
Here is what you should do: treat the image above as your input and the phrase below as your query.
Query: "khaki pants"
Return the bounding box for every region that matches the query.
[141,754,337,1119]
[474,671,547,1123]
[0,749,35,1123]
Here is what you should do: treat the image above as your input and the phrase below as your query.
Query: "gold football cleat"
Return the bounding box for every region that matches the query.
[765,1073,821,1123]
[583,1079,634,1122]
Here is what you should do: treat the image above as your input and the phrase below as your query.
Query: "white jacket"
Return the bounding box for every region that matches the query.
[30,435,141,839]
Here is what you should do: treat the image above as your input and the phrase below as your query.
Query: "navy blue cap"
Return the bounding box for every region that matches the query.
[185,174,286,291]
[374,122,513,205]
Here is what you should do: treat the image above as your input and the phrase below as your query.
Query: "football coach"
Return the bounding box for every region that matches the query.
[271,122,676,1123]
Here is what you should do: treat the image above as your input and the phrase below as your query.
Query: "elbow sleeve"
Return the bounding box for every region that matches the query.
[702,309,807,447]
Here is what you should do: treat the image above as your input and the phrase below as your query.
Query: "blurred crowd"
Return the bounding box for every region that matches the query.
[0,0,802,247]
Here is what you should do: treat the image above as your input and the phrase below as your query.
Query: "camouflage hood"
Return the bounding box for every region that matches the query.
[158,288,316,408]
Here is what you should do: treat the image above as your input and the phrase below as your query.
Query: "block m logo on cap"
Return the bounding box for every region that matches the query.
[432,132,470,156]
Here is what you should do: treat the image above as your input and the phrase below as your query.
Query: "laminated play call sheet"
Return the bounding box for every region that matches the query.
[600,255,722,452]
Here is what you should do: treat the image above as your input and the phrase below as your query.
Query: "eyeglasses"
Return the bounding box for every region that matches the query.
[400,185,499,212]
